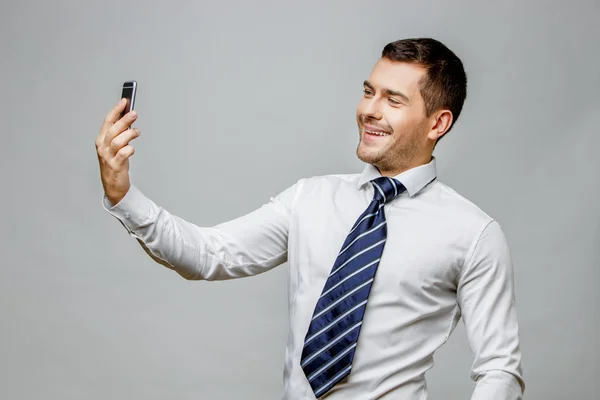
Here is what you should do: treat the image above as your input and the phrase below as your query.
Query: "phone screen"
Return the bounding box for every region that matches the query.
[119,81,137,120]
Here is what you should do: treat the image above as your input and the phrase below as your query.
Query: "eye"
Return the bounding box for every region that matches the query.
[363,88,373,96]
[388,98,401,105]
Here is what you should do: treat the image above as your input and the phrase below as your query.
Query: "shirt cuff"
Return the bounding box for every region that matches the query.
[101,184,153,233]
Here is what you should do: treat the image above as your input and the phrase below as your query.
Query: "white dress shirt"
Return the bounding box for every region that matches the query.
[102,156,524,399]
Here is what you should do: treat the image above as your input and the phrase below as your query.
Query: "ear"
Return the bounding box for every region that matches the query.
[427,110,453,141]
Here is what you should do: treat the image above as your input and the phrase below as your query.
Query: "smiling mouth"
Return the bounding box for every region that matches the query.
[364,129,391,137]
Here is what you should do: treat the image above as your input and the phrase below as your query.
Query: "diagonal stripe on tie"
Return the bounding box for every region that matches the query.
[300,176,407,397]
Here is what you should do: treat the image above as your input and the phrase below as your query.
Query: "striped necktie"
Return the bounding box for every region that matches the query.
[300,176,406,398]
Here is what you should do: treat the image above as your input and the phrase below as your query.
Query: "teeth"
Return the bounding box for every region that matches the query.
[366,130,390,136]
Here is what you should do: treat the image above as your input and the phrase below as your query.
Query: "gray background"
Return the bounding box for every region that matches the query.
[1,0,598,398]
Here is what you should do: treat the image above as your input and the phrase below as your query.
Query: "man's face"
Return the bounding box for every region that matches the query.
[356,58,432,174]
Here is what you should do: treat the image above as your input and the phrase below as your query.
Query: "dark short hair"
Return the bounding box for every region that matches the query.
[381,38,467,143]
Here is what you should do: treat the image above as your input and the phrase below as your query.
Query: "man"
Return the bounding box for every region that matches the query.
[95,38,524,399]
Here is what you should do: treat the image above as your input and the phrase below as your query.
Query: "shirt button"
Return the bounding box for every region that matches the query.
[124,212,131,219]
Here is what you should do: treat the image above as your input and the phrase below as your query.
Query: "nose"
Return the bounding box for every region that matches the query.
[362,97,382,120]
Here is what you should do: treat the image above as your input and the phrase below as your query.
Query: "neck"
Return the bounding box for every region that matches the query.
[376,154,433,178]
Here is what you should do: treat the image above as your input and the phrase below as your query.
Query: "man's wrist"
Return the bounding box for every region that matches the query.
[105,185,130,207]
[106,193,125,207]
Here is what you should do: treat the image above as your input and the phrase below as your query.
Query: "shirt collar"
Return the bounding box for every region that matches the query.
[356,156,438,197]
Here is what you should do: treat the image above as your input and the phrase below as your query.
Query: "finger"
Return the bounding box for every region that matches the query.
[108,128,141,156]
[105,110,138,147]
[102,98,128,130]
[114,144,135,165]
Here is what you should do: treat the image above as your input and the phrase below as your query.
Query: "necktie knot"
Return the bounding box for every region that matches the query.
[371,177,406,204]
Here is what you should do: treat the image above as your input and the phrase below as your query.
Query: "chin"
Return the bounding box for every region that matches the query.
[356,144,383,165]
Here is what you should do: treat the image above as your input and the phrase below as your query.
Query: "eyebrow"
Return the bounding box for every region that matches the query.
[364,80,410,104]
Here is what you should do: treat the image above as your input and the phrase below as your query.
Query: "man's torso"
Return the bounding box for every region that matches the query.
[281,173,492,399]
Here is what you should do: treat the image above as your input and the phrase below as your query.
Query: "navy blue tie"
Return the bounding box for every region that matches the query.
[301,176,406,398]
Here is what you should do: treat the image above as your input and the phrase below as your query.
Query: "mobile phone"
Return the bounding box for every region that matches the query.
[119,80,137,120]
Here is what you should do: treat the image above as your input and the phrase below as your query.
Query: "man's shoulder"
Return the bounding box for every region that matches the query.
[274,172,360,205]
[295,171,362,190]
[428,179,496,227]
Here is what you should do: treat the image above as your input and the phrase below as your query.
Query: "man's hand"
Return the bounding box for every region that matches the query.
[95,98,141,206]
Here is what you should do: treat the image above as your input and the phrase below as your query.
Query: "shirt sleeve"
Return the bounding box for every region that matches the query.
[100,180,304,280]
[457,219,525,400]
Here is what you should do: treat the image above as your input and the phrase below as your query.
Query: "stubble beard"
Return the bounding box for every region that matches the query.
[356,129,422,173]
